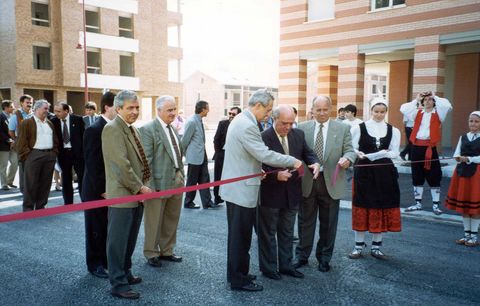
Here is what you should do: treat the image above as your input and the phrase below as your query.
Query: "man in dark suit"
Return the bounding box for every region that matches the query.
[0,100,18,190]
[82,92,116,279]
[51,101,85,204]
[259,105,319,280]
[212,106,241,204]
[294,95,356,273]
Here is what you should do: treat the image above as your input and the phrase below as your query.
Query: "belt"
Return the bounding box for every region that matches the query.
[33,148,53,152]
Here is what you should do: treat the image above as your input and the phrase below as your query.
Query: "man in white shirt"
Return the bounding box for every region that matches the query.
[16,100,58,211]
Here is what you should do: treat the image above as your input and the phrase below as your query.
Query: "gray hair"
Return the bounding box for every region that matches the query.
[312,95,332,108]
[33,99,50,111]
[248,89,274,107]
[271,105,294,119]
[114,90,137,108]
[156,95,175,109]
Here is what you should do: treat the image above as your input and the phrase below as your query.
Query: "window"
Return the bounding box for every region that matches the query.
[87,49,101,74]
[86,10,100,33]
[372,84,377,94]
[119,16,133,38]
[33,45,51,70]
[31,1,49,27]
[120,53,134,77]
[168,26,180,47]
[371,0,405,10]
[308,0,335,22]
[382,85,387,94]
[224,92,228,100]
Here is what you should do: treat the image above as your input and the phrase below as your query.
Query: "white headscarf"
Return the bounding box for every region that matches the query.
[470,111,480,118]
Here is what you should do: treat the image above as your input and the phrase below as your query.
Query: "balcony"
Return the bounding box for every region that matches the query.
[79,31,139,53]
[80,73,140,91]
[79,0,138,14]
[168,46,183,60]
[167,11,182,26]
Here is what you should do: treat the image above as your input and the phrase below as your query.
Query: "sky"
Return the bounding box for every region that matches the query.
[180,0,280,87]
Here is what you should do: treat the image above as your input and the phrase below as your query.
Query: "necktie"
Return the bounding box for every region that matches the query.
[281,136,289,155]
[314,123,324,165]
[62,119,70,144]
[167,124,182,168]
[129,126,151,183]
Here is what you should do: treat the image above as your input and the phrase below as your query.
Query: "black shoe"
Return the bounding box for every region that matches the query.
[127,275,142,285]
[247,274,257,281]
[231,282,263,292]
[318,262,330,273]
[7,184,17,188]
[206,201,220,209]
[214,198,224,204]
[111,290,140,299]
[90,266,108,279]
[293,259,308,269]
[280,269,304,278]
[262,271,282,280]
[399,152,407,161]
[159,254,182,262]
[147,257,163,267]
[184,202,200,209]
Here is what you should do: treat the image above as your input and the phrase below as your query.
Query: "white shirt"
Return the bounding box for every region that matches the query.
[342,118,363,128]
[33,115,53,149]
[351,119,401,161]
[313,119,329,171]
[453,132,480,164]
[157,116,180,168]
[273,127,289,155]
[60,114,72,149]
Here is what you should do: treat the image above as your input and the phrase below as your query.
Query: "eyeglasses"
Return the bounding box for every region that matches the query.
[228,112,237,116]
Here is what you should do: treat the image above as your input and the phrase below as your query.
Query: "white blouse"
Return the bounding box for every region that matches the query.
[453,132,480,164]
[343,118,363,128]
[351,119,401,161]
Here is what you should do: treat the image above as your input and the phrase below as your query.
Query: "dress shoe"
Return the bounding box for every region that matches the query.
[280,269,304,278]
[231,282,263,292]
[318,262,331,273]
[262,271,282,280]
[214,198,224,204]
[111,290,140,299]
[204,201,220,209]
[1,185,10,191]
[147,257,163,267]
[293,259,308,269]
[127,275,142,285]
[90,266,108,279]
[184,202,200,209]
[7,184,17,188]
[159,254,183,262]
[247,274,256,281]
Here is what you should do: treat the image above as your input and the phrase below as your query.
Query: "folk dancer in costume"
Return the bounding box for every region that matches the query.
[348,97,401,259]
[401,91,452,215]
[445,111,480,247]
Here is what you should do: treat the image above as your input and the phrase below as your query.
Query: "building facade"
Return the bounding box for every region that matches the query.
[280,0,480,147]
[0,0,183,119]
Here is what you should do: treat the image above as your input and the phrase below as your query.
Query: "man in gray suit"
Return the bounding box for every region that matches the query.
[140,95,184,268]
[102,90,152,299]
[294,95,356,273]
[220,89,302,292]
[181,100,216,209]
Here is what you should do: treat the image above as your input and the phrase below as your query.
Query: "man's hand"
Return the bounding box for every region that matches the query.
[293,159,302,169]
[357,151,366,159]
[277,170,292,182]
[308,163,320,179]
[261,169,266,180]
[100,192,106,198]
[139,186,153,194]
[455,156,469,163]
[338,157,351,169]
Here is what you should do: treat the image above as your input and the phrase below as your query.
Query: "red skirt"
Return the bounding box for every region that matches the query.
[352,205,402,233]
[445,165,480,215]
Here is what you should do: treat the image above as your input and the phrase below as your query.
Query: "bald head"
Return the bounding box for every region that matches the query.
[273,105,296,137]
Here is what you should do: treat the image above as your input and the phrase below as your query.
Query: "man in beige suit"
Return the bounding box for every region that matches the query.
[140,95,184,268]
[294,95,356,273]
[102,90,152,300]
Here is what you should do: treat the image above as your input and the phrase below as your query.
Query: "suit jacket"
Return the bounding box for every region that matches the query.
[51,114,85,162]
[298,119,356,200]
[261,127,319,209]
[81,116,107,200]
[181,114,206,165]
[139,118,184,193]
[16,116,59,161]
[213,119,230,160]
[102,116,146,208]
[83,114,99,128]
[219,110,297,208]
[0,113,12,151]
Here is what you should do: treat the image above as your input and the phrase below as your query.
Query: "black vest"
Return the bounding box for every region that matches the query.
[456,134,480,177]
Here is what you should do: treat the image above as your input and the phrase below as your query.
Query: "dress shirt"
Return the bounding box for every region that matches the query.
[351,119,400,161]
[313,119,329,171]
[156,116,180,168]
[33,115,53,149]
[101,114,112,123]
[60,114,72,149]
[453,132,480,164]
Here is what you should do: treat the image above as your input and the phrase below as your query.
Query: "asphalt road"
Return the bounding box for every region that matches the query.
[0,186,478,305]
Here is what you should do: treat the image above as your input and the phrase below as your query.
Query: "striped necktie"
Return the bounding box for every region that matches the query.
[314,123,324,165]
[129,126,151,183]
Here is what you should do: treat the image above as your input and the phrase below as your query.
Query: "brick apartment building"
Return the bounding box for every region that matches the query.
[279,0,480,147]
[0,0,183,119]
